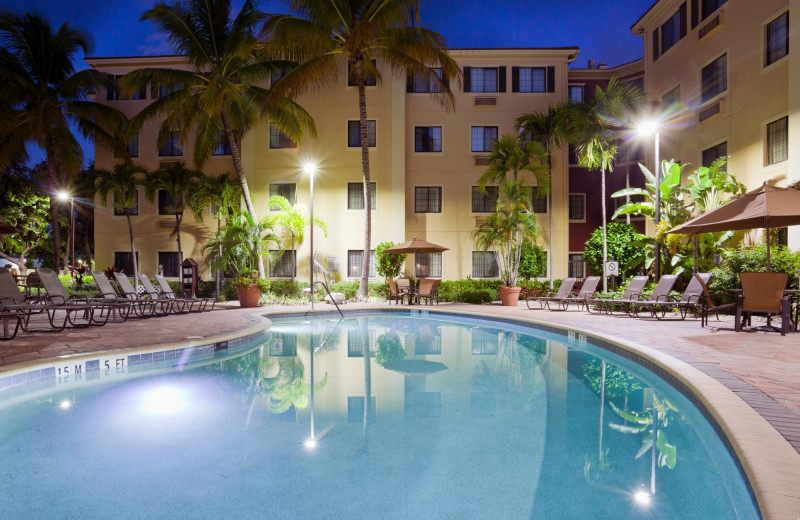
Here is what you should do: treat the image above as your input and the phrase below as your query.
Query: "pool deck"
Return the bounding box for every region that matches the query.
[1,301,799,519]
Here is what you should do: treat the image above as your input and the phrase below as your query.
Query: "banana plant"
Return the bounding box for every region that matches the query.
[609,395,678,469]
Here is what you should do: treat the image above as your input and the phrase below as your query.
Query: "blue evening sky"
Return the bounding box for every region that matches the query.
[9,0,655,165]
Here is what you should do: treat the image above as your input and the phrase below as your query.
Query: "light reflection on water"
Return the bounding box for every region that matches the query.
[0,314,759,519]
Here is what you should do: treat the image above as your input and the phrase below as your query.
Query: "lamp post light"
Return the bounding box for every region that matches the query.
[638,120,661,281]
[56,190,75,273]
[304,161,318,311]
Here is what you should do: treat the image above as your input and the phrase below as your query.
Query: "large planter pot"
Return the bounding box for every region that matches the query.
[499,286,522,306]
[236,285,261,308]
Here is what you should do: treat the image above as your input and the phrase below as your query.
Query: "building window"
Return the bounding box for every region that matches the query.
[158,190,177,215]
[269,183,297,207]
[472,251,499,278]
[155,81,182,99]
[113,251,138,276]
[415,186,442,213]
[415,252,442,278]
[661,4,686,54]
[212,131,232,155]
[270,250,296,278]
[408,68,443,93]
[661,86,680,111]
[568,144,578,165]
[269,124,296,149]
[568,253,585,280]
[347,250,376,278]
[468,67,499,93]
[414,126,442,152]
[766,12,789,67]
[347,120,377,147]
[158,252,180,277]
[568,85,584,103]
[702,0,727,20]
[767,116,788,165]
[532,195,548,214]
[702,142,728,167]
[348,182,376,210]
[568,194,585,221]
[472,186,498,213]
[158,131,183,157]
[515,67,546,93]
[106,75,146,101]
[701,54,727,103]
[270,66,291,86]
[471,126,498,152]
[348,60,377,87]
[114,135,140,158]
[113,190,138,216]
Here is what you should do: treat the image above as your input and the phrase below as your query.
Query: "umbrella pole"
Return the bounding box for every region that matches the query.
[766,228,771,272]
[693,234,698,274]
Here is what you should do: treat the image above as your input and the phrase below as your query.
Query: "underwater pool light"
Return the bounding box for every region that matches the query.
[59,400,71,410]
[141,386,187,415]
[634,489,652,506]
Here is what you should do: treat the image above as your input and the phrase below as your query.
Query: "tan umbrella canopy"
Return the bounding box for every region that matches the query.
[0,217,20,235]
[383,237,449,254]
[668,183,800,271]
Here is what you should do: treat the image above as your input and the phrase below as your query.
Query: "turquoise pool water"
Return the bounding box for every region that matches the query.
[0,312,759,519]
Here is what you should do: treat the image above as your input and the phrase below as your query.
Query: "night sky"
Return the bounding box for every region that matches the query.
[9,0,656,165]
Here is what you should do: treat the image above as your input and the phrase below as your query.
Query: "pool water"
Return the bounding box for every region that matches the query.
[0,312,759,519]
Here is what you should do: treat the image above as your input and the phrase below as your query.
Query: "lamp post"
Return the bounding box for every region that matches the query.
[56,191,75,272]
[638,121,661,281]
[304,161,318,311]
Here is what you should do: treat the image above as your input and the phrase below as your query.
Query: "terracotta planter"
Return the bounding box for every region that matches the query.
[236,284,261,308]
[499,286,522,306]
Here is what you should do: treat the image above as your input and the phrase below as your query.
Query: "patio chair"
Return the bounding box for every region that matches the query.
[416,279,440,305]
[1,270,94,332]
[138,274,189,314]
[630,275,679,318]
[0,310,23,340]
[526,278,577,310]
[645,273,713,320]
[689,273,736,327]
[561,276,601,311]
[735,272,792,335]
[155,274,215,312]
[89,271,138,321]
[585,276,649,315]
[387,279,405,305]
[37,268,120,327]
[112,272,170,317]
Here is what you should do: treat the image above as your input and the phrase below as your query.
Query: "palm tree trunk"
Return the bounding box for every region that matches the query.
[290,234,295,284]
[547,154,554,290]
[355,61,371,301]
[46,155,63,272]
[221,107,265,278]
[126,211,139,291]
[601,166,608,292]
[83,220,93,265]
[216,217,221,302]
[175,213,183,286]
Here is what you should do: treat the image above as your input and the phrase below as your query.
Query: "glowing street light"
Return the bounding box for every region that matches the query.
[56,190,75,273]
[637,120,661,281]
[303,161,318,311]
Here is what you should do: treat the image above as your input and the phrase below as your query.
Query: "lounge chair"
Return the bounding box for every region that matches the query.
[526,278,577,310]
[735,272,792,335]
[37,268,122,327]
[387,279,405,305]
[0,310,23,340]
[585,276,649,315]
[90,271,140,321]
[629,275,679,317]
[416,278,440,305]
[155,274,215,312]
[561,276,601,311]
[137,274,189,314]
[642,272,713,320]
[112,272,169,316]
[691,273,736,327]
[0,270,91,332]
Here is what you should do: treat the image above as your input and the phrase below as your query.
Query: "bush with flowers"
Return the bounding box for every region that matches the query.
[234,270,271,294]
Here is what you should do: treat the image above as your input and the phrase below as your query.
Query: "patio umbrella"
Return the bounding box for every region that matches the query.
[383,237,449,254]
[380,359,448,374]
[667,183,800,271]
[0,217,19,235]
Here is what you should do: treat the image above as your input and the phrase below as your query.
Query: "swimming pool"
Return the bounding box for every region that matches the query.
[0,311,759,519]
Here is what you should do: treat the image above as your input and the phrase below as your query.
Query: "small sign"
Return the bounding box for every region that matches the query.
[604,261,619,277]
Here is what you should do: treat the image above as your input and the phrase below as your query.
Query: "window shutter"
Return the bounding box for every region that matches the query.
[498,66,506,92]
[463,66,472,92]
[511,67,520,92]
[679,2,687,38]
[691,0,699,29]
[546,66,555,93]
[653,28,660,61]
[406,74,414,93]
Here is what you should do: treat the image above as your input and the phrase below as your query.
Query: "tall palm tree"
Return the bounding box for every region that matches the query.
[263,0,461,300]
[265,194,328,284]
[144,162,200,277]
[559,77,643,291]
[516,102,571,289]
[120,0,315,278]
[0,10,127,270]
[188,172,242,300]
[95,162,148,288]
[478,133,549,191]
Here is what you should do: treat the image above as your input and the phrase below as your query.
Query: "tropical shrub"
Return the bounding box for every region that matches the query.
[584,222,646,278]
[517,241,547,281]
[709,245,800,292]
[375,333,405,366]
[270,280,301,297]
[437,279,502,303]
[375,241,406,280]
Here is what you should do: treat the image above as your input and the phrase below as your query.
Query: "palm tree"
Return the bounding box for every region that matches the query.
[516,103,571,289]
[265,194,328,284]
[478,133,549,193]
[263,0,461,300]
[95,162,148,288]
[187,172,242,300]
[144,162,200,277]
[0,10,127,270]
[559,77,643,291]
[120,0,316,278]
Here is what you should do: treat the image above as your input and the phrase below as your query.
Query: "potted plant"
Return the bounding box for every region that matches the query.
[472,180,542,306]
[234,270,270,308]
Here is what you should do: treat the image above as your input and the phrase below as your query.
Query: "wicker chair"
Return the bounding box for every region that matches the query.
[735,272,792,335]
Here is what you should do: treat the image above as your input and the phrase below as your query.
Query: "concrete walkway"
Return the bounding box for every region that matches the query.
[1,300,799,518]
